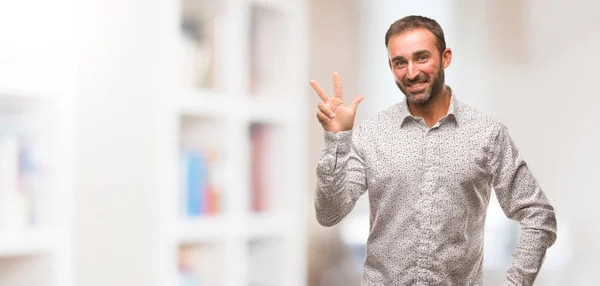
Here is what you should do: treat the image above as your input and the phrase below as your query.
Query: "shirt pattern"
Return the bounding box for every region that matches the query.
[314,90,557,286]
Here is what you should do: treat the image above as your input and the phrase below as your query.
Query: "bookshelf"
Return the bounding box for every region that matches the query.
[0,57,74,286]
[0,81,73,286]
[0,1,74,285]
[158,0,309,285]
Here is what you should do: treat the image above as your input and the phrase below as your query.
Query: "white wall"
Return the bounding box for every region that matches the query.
[476,1,600,284]
[74,0,163,285]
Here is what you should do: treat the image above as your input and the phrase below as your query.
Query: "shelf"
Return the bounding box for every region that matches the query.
[0,229,59,257]
[0,66,65,102]
[175,89,245,118]
[0,89,53,112]
[247,236,287,286]
[163,0,309,285]
[175,216,231,244]
[174,90,294,124]
[174,213,293,244]
[246,212,292,240]
[247,97,293,124]
[246,0,290,11]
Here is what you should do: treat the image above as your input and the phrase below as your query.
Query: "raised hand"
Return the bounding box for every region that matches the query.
[310,72,364,134]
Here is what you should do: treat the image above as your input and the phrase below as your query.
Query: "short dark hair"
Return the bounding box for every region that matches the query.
[385,15,446,55]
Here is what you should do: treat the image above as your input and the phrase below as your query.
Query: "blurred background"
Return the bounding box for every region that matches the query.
[0,0,597,285]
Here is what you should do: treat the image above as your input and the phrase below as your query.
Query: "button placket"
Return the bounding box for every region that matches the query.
[417,128,435,275]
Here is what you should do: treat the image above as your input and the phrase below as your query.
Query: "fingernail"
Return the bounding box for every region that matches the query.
[330,113,336,118]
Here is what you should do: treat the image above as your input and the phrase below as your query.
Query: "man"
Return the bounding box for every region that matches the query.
[310,15,557,285]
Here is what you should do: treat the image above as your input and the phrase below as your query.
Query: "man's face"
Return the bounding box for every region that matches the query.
[387,28,451,105]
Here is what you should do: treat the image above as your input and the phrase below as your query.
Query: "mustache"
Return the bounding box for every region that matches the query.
[404,74,429,85]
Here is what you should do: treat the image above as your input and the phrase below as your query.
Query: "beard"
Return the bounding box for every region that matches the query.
[396,66,445,106]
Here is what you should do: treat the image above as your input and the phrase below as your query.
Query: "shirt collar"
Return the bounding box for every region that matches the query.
[397,85,460,128]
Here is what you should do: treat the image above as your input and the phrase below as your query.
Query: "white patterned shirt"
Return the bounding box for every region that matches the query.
[314,90,557,285]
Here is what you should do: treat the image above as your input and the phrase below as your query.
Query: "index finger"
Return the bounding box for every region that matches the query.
[333,72,343,100]
[309,79,329,102]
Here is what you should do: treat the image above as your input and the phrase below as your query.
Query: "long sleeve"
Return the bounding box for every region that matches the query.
[487,125,558,285]
[314,127,368,227]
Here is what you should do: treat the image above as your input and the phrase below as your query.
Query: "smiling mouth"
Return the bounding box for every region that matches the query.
[407,81,427,91]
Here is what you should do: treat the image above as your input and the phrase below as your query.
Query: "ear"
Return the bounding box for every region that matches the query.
[442,48,452,69]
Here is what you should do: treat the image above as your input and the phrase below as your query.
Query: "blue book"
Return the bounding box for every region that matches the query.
[184,151,207,216]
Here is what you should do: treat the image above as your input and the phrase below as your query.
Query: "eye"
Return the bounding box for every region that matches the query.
[418,55,428,61]
[394,60,406,68]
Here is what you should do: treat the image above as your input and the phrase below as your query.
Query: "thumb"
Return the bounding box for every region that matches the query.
[350,95,364,110]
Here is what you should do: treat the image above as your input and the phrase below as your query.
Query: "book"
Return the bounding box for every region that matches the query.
[249,124,285,213]
[181,148,221,217]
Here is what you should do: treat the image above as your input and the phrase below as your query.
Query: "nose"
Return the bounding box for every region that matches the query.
[406,62,420,80]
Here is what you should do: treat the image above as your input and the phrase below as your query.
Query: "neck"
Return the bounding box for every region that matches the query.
[407,85,451,127]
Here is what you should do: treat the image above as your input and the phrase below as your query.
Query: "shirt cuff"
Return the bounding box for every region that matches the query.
[324,130,353,154]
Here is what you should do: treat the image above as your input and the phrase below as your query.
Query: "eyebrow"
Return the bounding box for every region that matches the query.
[413,50,431,57]
[390,50,432,63]
[390,55,406,63]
